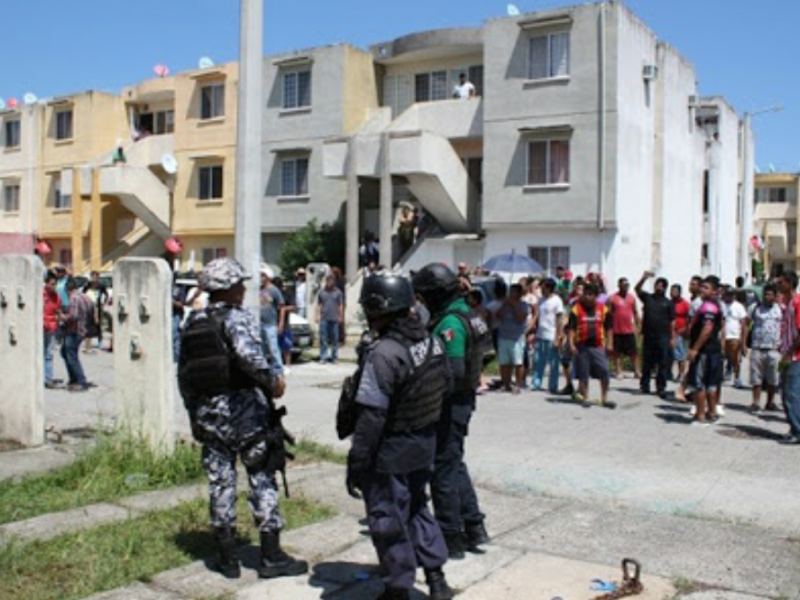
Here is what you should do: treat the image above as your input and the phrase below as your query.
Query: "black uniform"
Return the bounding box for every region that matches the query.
[349,317,450,591]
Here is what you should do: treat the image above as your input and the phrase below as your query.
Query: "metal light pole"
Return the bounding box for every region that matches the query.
[740,105,782,281]
[235,0,264,319]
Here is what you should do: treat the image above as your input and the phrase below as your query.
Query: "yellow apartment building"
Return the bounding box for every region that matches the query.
[754,172,800,277]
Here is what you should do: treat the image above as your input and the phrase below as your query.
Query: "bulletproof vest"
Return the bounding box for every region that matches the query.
[178,306,252,404]
[382,332,449,434]
[446,308,492,393]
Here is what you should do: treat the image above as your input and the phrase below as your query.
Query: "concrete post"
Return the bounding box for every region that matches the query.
[379,132,393,268]
[0,255,45,446]
[71,168,84,271]
[91,167,103,272]
[346,137,359,279]
[234,0,264,321]
[113,259,175,452]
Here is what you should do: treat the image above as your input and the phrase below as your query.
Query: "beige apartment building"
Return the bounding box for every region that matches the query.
[754,172,800,277]
[0,63,239,272]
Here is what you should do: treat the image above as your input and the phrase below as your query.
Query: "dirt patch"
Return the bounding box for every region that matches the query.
[0,439,24,452]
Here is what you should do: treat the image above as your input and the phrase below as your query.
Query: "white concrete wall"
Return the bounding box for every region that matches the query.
[712,100,742,282]
[0,104,43,236]
[113,258,176,451]
[0,255,45,446]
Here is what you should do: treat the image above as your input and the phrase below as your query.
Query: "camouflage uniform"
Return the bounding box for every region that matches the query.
[182,260,283,534]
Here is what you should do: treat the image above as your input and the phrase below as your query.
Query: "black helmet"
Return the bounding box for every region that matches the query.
[360,273,414,319]
[412,263,460,315]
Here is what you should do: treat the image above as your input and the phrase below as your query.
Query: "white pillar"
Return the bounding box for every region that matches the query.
[0,255,45,446]
[113,259,176,451]
[346,137,360,279]
[235,0,264,320]
[379,132,393,268]
[740,114,755,280]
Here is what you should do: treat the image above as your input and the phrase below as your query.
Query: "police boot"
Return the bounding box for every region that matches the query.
[425,567,455,600]
[443,531,466,560]
[257,531,309,579]
[377,587,410,600]
[213,527,241,579]
[465,521,490,552]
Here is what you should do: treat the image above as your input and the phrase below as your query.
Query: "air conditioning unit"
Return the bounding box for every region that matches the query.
[642,64,658,81]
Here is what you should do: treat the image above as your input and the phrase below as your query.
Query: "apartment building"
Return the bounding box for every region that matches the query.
[754,172,800,277]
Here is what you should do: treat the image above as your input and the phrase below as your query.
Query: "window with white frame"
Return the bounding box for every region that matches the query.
[55,109,73,140]
[528,31,570,80]
[3,183,20,212]
[415,70,449,102]
[200,84,225,120]
[198,165,224,200]
[528,246,570,274]
[283,71,312,110]
[280,157,309,197]
[53,176,71,209]
[527,139,570,185]
[4,119,21,148]
[202,247,227,265]
[755,187,788,204]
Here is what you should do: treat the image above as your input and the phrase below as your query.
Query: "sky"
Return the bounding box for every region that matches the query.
[0,0,796,171]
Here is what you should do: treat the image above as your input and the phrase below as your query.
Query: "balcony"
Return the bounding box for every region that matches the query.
[390,98,483,139]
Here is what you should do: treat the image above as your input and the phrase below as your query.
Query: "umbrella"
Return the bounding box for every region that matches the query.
[482,251,544,277]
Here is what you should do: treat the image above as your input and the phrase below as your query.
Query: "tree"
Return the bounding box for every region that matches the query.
[278,218,345,276]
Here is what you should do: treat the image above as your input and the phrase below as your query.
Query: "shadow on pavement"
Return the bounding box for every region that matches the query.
[715,424,785,442]
[654,412,693,425]
[655,404,690,414]
[173,529,217,565]
[309,561,384,598]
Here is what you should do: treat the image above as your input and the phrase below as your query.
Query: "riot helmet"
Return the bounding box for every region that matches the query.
[360,272,415,320]
[411,263,460,315]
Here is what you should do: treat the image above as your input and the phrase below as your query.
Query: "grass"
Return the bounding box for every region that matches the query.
[0,492,334,600]
[0,432,205,525]
[672,576,697,595]
[293,438,347,465]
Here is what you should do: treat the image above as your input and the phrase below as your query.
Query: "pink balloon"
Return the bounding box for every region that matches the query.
[7,97,18,108]
[153,64,170,77]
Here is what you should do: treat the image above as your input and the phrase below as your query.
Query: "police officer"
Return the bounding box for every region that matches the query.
[178,257,308,580]
[412,263,489,559]
[346,272,454,600]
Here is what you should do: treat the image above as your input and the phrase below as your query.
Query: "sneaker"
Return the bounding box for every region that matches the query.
[68,384,88,393]
[690,419,709,428]
[778,434,800,445]
[716,405,726,417]
[531,378,542,390]
[734,378,744,389]
[765,402,781,412]
[512,387,521,395]
[572,392,585,402]
[283,367,292,376]
[44,381,60,389]
[689,405,697,417]
[657,390,667,400]
[601,400,617,410]
[749,404,761,414]
[559,384,574,396]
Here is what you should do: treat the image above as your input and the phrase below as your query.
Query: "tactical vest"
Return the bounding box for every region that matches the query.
[446,308,492,394]
[178,306,252,404]
[382,332,449,434]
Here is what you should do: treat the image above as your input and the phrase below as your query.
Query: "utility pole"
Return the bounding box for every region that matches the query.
[740,105,782,282]
[234,0,263,319]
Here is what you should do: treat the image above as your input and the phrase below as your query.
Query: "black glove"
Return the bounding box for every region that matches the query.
[346,468,363,500]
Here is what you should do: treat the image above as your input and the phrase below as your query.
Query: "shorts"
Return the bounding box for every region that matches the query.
[750,348,780,387]
[724,339,741,361]
[687,352,722,392]
[613,333,637,356]
[673,337,687,362]
[560,345,573,368]
[278,328,294,353]
[497,337,525,366]
[574,346,610,382]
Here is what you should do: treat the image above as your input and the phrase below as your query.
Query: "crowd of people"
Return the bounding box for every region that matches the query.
[42,267,108,392]
[452,264,800,442]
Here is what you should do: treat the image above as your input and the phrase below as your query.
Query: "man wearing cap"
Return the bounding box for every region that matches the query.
[259,266,285,376]
[179,258,307,580]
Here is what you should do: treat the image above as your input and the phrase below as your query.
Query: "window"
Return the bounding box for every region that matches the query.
[702,170,710,214]
[4,119,20,148]
[53,177,71,209]
[280,157,309,197]
[200,84,225,119]
[755,187,788,204]
[527,139,570,185]
[55,110,73,140]
[283,71,312,109]
[202,247,227,265]
[528,246,570,275]
[155,110,175,134]
[528,31,570,80]
[415,70,448,103]
[59,249,72,268]
[3,184,20,212]
[198,165,224,200]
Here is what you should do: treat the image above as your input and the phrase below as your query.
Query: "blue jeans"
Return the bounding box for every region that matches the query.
[260,324,284,375]
[319,320,340,362]
[172,314,182,363]
[61,333,87,386]
[532,339,560,392]
[782,361,800,438]
[44,332,57,383]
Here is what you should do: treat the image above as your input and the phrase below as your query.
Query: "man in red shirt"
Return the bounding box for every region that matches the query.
[670,284,691,401]
[608,277,640,379]
[43,271,62,388]
[778,271,800,444]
